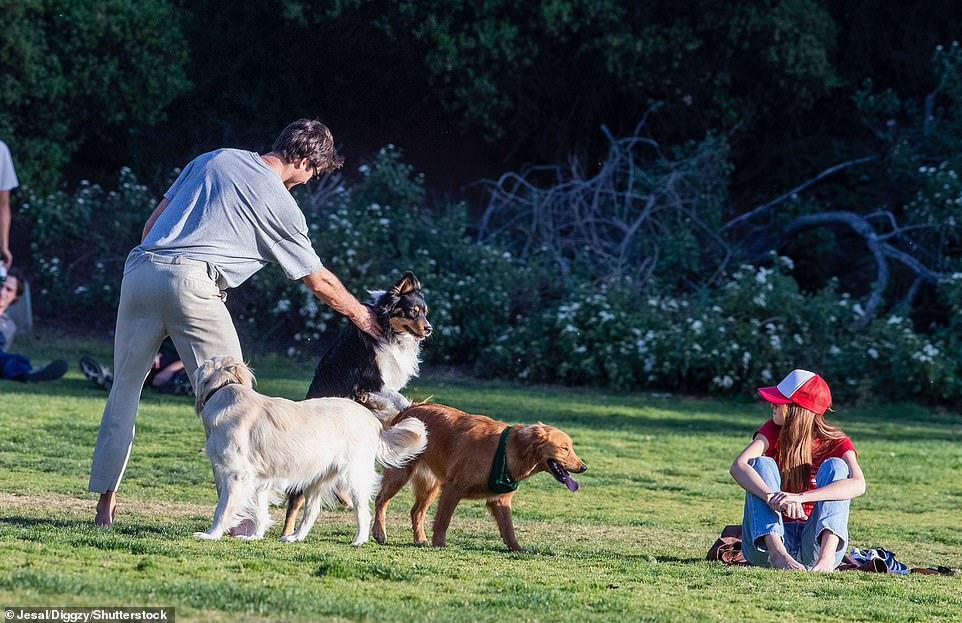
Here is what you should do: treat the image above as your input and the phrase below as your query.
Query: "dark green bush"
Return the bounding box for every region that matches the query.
[0,0,189,187]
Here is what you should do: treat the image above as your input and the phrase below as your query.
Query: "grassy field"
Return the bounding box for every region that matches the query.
[1,332,960,622]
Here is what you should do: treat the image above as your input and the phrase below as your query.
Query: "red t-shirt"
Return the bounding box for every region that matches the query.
[754,419,857,521]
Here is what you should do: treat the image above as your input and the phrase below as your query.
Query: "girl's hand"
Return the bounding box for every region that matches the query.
[769,492,808,520]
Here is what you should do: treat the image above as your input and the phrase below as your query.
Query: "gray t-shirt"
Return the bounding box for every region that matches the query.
[136,148,322,288]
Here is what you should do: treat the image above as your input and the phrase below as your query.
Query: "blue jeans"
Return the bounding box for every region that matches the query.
[0,351,32,379]
[741,456,850,569]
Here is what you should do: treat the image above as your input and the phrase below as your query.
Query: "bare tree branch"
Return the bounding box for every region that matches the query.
[722,155,877,232]
[782,210,950,328]
[478,121,730,288]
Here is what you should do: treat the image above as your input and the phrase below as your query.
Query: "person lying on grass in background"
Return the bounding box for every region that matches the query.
[729,369,866,572]
[81,337,193,396]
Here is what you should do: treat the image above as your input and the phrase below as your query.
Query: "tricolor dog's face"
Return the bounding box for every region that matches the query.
[376,272,432,340]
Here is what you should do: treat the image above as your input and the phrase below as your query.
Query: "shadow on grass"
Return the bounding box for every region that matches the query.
[414,403,961,446]
[15,375,962,446]
[6,377,196,404]
[0,514,168,537]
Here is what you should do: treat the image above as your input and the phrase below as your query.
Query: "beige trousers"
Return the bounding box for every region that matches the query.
[88,252,242,493]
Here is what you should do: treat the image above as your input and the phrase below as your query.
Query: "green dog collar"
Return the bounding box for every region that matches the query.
[488,426,520,493]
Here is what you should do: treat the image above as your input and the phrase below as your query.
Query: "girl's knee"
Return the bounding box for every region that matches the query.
[749,456,780,484]
[816,457,849,485]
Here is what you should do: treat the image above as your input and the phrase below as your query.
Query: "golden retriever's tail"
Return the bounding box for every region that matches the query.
[377,418,428,469]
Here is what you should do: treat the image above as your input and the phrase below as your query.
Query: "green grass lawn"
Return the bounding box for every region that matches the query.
[1,332,960,622]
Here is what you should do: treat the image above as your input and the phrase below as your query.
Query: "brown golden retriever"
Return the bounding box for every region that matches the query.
[372,403,587,552]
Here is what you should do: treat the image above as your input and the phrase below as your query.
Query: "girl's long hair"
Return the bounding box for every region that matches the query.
[778,404,844,493]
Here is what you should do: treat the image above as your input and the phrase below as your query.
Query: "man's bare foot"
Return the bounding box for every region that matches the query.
[810,559,837,573]
[769,550,807,571]
[95,491,117,526]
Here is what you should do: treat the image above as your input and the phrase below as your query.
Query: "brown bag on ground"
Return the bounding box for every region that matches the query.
[706,524,747,566]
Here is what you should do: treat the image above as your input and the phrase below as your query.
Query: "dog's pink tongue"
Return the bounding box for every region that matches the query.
[563,474,579,492]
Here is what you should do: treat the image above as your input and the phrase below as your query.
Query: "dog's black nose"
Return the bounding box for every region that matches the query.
[576,463,587,473]
[422,323,433,336]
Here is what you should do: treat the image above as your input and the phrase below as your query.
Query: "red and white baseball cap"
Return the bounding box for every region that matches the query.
[758,369,832,415]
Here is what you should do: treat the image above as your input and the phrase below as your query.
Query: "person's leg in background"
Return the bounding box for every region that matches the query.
[1,351,67,382]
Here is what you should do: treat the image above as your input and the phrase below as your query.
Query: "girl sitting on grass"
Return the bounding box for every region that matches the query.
[729,369,865,572]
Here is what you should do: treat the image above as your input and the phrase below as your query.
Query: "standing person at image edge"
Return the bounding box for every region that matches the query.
[729,369,866,571]
[89,119,382,527]
[0,138,19,271]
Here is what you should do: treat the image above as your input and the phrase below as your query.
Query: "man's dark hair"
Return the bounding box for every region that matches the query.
[5,267,26,301]
[272,119,345,174]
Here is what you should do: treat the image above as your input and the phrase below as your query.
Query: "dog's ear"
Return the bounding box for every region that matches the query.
[194,359,215,415]
[391,271,421,296]
[233,360,255,387]
[528,423,549,438]
[194,359,217,393]
[516,424,550,452]
[219,356,255,388]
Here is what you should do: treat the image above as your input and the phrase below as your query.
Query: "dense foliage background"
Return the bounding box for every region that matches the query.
[3,0,961,403]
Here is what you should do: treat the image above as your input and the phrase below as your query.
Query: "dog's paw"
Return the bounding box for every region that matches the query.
[280,534,303,543]
[193,531,220,540]
[350,537,369,546]
[507,545,534,554]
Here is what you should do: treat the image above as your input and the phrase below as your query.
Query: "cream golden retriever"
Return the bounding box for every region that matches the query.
[372,403,587,551]
[193,356,427,545]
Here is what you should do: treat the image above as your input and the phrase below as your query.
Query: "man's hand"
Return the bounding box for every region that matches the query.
[303,267,382,341]
[352,304,382,340]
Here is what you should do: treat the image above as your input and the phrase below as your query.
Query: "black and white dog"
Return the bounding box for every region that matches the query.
[282,271,431,536]
[304,271,431,413]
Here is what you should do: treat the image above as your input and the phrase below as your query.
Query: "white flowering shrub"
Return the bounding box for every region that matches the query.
[195,147,962,406]
[925,274,962,401]
[478,255,960,403]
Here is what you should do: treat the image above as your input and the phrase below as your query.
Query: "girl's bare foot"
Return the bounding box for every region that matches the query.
[95,491,117,526]
[769,551,807,570]
[810,559,837,573]
[811,530,840,572]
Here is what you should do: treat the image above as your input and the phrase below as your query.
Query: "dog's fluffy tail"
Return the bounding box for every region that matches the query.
[377,418,428,469]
